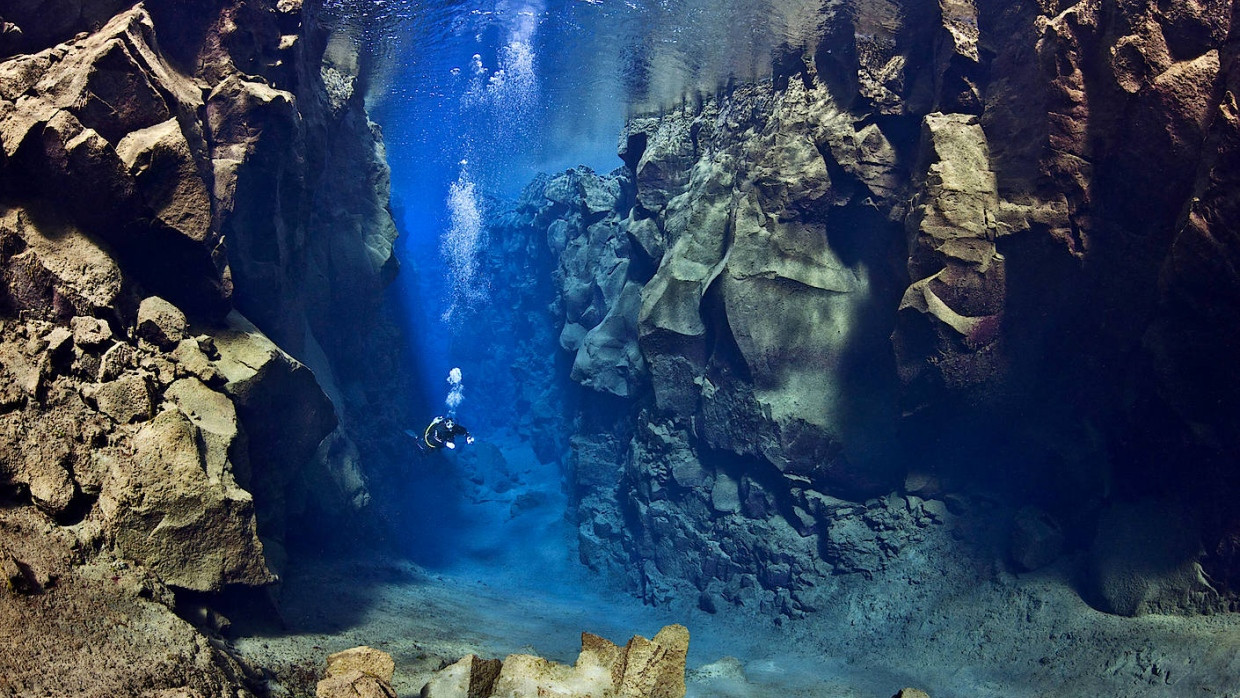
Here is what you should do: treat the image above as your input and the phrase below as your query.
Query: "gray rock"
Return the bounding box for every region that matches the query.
[1010,507,1064,572]
[711,473,741,514]
[1088,500,1216,616]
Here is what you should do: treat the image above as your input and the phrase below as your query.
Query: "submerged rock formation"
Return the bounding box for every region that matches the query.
[420,625,689,698]
[506,0,1240,619]
[0,0,404,692]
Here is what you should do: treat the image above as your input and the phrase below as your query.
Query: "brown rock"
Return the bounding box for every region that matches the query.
[0,206,124,316]
[70,316,112,347]
[97,342,135,382]
[136,296,187,349]
[325,646,396,683]
[317,670,396,698]
[115,118,212,243]
[893,689,931,698]
[84,372,153,424]
[99,407,273,591]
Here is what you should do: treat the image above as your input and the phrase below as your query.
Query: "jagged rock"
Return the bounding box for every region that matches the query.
[115,118,213,244]
[325,646,395,684]
[210,311,336,575]
[83,372,153,424]
[1010,507,1064,572]
[136,296,188,350]
[892,689,931,698]
[99,407,273,591]
[164,377,245,482]
[170,338,225,386]
[893,112,1005,412]
[318,646,397,697]
[97,342,135,382]
[571,281,644,397]
[422,625,688,698]
[0,206,123,316]
[420,655,502,698]
[69,316,111,347]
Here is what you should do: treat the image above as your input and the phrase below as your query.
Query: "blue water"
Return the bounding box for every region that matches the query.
[338,0,814,571]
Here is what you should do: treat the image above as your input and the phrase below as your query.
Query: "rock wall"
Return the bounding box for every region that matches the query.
[0,0,403,692]
[520,0,1240,618]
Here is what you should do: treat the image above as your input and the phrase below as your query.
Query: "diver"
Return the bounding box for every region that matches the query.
[420,415,474,452]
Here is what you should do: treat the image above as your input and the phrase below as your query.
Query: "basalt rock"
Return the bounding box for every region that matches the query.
[511,0,1240,619]
[0,0,404,691]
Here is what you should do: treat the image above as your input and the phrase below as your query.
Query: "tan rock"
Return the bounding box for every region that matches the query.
[893,689,930,698]
[325,646,396,683]
[70,316,112,347]
[420,625,689,698]
[136,296,188,350]
[317,670,396,698]
[100,407,273,591]
[171,338,225,386]
[420,655,501,698]
[85,372,153,424]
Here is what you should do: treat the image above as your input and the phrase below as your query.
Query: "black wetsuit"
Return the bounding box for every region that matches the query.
[423,416,472,450]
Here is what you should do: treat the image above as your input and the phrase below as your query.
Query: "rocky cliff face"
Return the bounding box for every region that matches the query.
[520,0,1240,619]
[0,0,401,692]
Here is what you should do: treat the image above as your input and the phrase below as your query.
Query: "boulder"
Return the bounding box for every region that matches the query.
[136,296,188,349]
[316,670,396,698]
[209,311,336,573]
[1010,507,1064,572]
[84,372,153,424]
[98,407,273,591]
[325,646,395,684]
[0,206,123,316]
[1088,500,1216,616]
[115,118,213,244]
[70,316,112,347]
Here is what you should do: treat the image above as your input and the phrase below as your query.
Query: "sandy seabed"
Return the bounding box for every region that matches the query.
[228,549,1240,698]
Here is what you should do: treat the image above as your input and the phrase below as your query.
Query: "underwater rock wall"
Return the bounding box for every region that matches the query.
[0,0,402,692]
[518,0,1240,618]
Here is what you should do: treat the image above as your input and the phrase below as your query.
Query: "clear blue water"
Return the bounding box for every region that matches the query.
[340,0,821,405]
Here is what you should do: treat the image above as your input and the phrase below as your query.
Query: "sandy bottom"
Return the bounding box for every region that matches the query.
[229,440,1240,697]
[228,549,1240,698]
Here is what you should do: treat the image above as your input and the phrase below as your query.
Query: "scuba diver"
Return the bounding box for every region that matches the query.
[420,415,474,452]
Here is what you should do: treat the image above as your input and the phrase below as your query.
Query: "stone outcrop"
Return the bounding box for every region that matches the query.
[317,646,398,698]
[499,0,1240,619]
[1,0,404,692]
[420,625,689,698]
